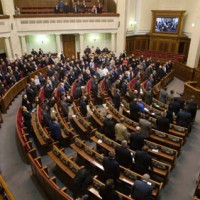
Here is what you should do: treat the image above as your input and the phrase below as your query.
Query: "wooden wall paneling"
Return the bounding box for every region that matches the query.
[193,68,200,88]
[170,41,177,53]
[173,61,194,81]
[62,34,76,59]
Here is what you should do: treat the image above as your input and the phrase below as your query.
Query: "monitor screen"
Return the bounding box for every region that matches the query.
[155,17,179,33]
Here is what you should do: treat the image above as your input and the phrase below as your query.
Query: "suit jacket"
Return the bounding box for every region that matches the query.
[99,186,120,200]
[104,118,116,140]
[60,101,69,118]
[79,99,87,116]
[156,117,170,133]
[139,118,152,138]
[115,123,129,142]
[129,132,144,151]
[50,121,62,141]
[131,180,153,200]
[176,110,192,128]
[134,151,152,175]
[102,157,120,180]
[113,92,120,110]
[159,89,168,104]
[115,146,132,168]
[130,102,140,122]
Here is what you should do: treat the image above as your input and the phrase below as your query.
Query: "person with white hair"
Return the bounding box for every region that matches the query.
[130,173,153,200]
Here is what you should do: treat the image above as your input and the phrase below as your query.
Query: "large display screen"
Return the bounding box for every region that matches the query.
[155,17,179,33]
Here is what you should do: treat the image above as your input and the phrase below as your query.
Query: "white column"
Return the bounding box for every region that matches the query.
[21,36,28,55]
[186,2,200,68]
[111,33,116,52]
[79,33,84,55]
[56,34,62,55]
[4,37,13,60]
[116,0,127,56]
[1,0,15,15]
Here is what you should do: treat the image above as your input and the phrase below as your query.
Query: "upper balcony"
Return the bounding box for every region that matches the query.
[13,13,120,33]
[0,15,11,34]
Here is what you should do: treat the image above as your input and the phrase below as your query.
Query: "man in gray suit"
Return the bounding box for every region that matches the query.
[159,86,168,104]
[139,114,152,138]
[60,95,69,119]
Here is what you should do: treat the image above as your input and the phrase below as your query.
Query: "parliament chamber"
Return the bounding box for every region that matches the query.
[0,0,200,200]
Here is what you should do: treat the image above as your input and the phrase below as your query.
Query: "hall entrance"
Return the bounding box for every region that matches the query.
[62,34,76,59]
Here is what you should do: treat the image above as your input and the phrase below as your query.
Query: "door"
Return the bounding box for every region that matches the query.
[62,34,76,59]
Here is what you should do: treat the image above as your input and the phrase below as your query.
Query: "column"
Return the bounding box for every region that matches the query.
[186,14,200,68]
[56,34,62,54]
[4,37,12,60]
[116,0,127,56]
[79,33,84,55]
[21,36,28,55]
[1,0,15,15]
[111,33,116,52]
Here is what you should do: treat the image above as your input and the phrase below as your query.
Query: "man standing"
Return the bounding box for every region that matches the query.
[131,174,153,200]
[129,126,144,151]
[104,114,116,140]
[133,145,152,175]
[102,152,120,182]
[113,89,121,111]
[115,118,129,143]
[156,111,170,133]
[139,114,152,138]
[115,140,132,168]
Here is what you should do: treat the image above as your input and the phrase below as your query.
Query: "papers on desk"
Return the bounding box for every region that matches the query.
[152,149,159,153]
[127,110,130,113]
[144,108,149,112]
[67,96,71,99]
[151,112,155,115]
[121,103,124,107]
[72,115,76,118]
[98,139,102,143]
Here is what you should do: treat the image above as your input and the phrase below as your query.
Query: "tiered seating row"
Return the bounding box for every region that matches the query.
[133,50,185,63]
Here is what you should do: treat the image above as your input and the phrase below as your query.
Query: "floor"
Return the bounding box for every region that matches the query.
[0,77,199,200]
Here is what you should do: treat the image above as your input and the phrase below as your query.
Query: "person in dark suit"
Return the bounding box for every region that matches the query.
[102,152,120,182]
[115,140,132,168]
[42,106,51,127]
[99,179,120,200]
[176,106,192,129]
[129,99,140,122]
[186,95,198,121]
[50,116,62,145]
[113,89,121,111]
[133,145,152,175]
[60,51,66,62]
[44,83,53,99]
[79,96,87,117]
[145,87,153,105]
[130,174,153,200]
[21,106,33,135]
[22,94,32,111]
[60,95,69,119]
[129,126,144,151]
[156,112,170,133]
[103,114,116,140]
[168,98,181,115]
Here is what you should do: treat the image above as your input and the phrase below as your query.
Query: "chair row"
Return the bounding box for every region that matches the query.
[121,99,188,138]
[71,101,94,133]
[105,100,183,152]
[71,136,163,198]
[89,100,178,165]
[91,131,171,182]
[48,143,132,200]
